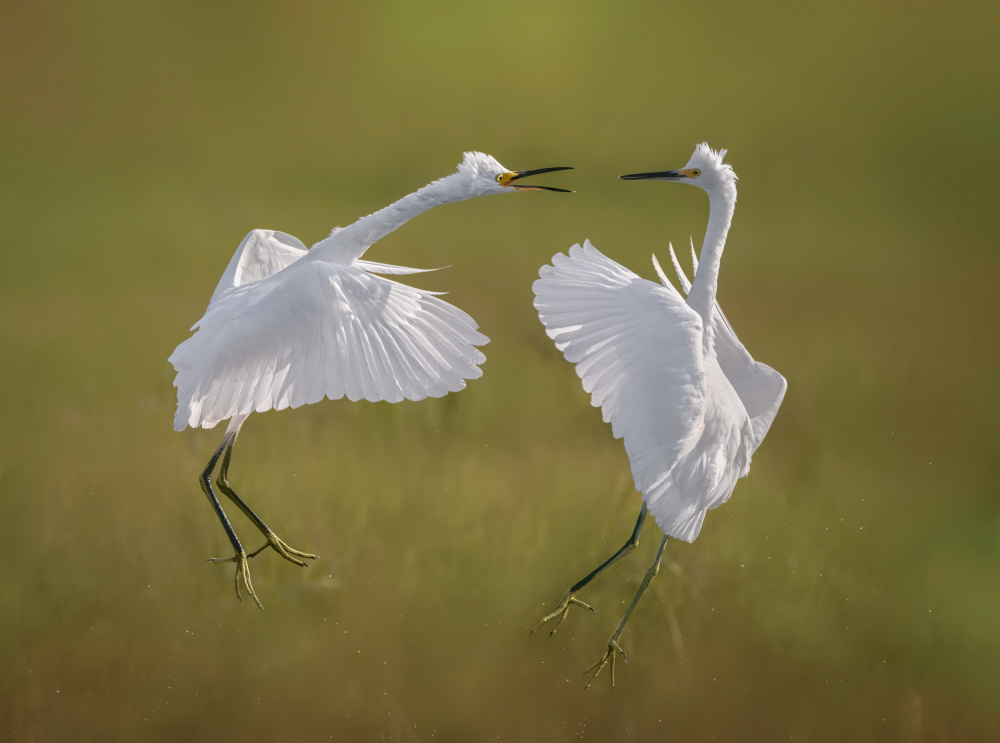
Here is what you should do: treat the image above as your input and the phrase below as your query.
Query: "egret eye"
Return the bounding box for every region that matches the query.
[691,169,701,176]
[496,174,504,183]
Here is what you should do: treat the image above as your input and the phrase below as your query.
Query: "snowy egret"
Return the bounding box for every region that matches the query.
[531,144,785,687]
[170,153,572,608]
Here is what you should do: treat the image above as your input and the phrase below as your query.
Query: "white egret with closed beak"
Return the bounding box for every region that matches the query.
[531,144,785,687]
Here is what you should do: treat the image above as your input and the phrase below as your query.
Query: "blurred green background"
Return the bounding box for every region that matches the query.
[2,1,998,740]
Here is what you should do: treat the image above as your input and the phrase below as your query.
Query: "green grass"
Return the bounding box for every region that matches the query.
[1,1,999,740]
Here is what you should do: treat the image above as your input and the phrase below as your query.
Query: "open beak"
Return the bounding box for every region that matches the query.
[501,166,574,192]
[619,170,682,181]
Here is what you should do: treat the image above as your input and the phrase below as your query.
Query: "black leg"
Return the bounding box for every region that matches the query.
[199,433,244,556]
[531,503,649,636]
[214,434,319,566]
[569,503,648,594]
[584,535,669,689]
[199,429,263,609]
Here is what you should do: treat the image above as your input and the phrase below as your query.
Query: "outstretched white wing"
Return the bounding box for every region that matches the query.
[209,230,309,305]
[207,230,444,310]
[171,258,488,431]
[533,240,707,500]
[666,244,786,451]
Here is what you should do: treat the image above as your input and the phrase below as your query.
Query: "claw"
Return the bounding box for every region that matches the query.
[583,639,626,690]
[247,532,320,566]
[530,591,595,636]
[206,551,264,610]
[205,533,316,610]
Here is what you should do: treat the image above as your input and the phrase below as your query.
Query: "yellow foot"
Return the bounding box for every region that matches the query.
[530,590,595,636]
[583,639,626,689]
[247,532,319,567]
[205,551,263,610]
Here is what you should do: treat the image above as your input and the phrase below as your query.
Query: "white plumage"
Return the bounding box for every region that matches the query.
[537,241,729,541]
[531,143,785,687]
[171,153,572,609]
[534,239,785,541]
[170,232,486,430]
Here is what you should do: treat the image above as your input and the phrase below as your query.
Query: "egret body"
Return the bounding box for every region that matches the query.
[531,144,785,686]
[170,153,571,608]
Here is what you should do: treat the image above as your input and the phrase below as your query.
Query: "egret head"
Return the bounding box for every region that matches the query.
[619,142,737,196]
[454,151,573,197]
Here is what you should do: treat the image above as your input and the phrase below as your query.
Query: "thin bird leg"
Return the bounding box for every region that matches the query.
[531,503,648,636]
[214,430,319,567]
[584,535,669,690]
[200,431,262,610]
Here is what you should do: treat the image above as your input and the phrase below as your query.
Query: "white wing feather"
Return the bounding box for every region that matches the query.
[209,230,308,306]
[354,260,441,276]
[171,258,488,431]
[206,229,442,308]
[666,244,787,451]
[534,241,713,538]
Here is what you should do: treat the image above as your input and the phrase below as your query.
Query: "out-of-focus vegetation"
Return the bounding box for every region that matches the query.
[1,1,998,740]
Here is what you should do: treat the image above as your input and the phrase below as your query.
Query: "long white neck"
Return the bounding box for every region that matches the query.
[686,182,737,352]
[308,171,473,264]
